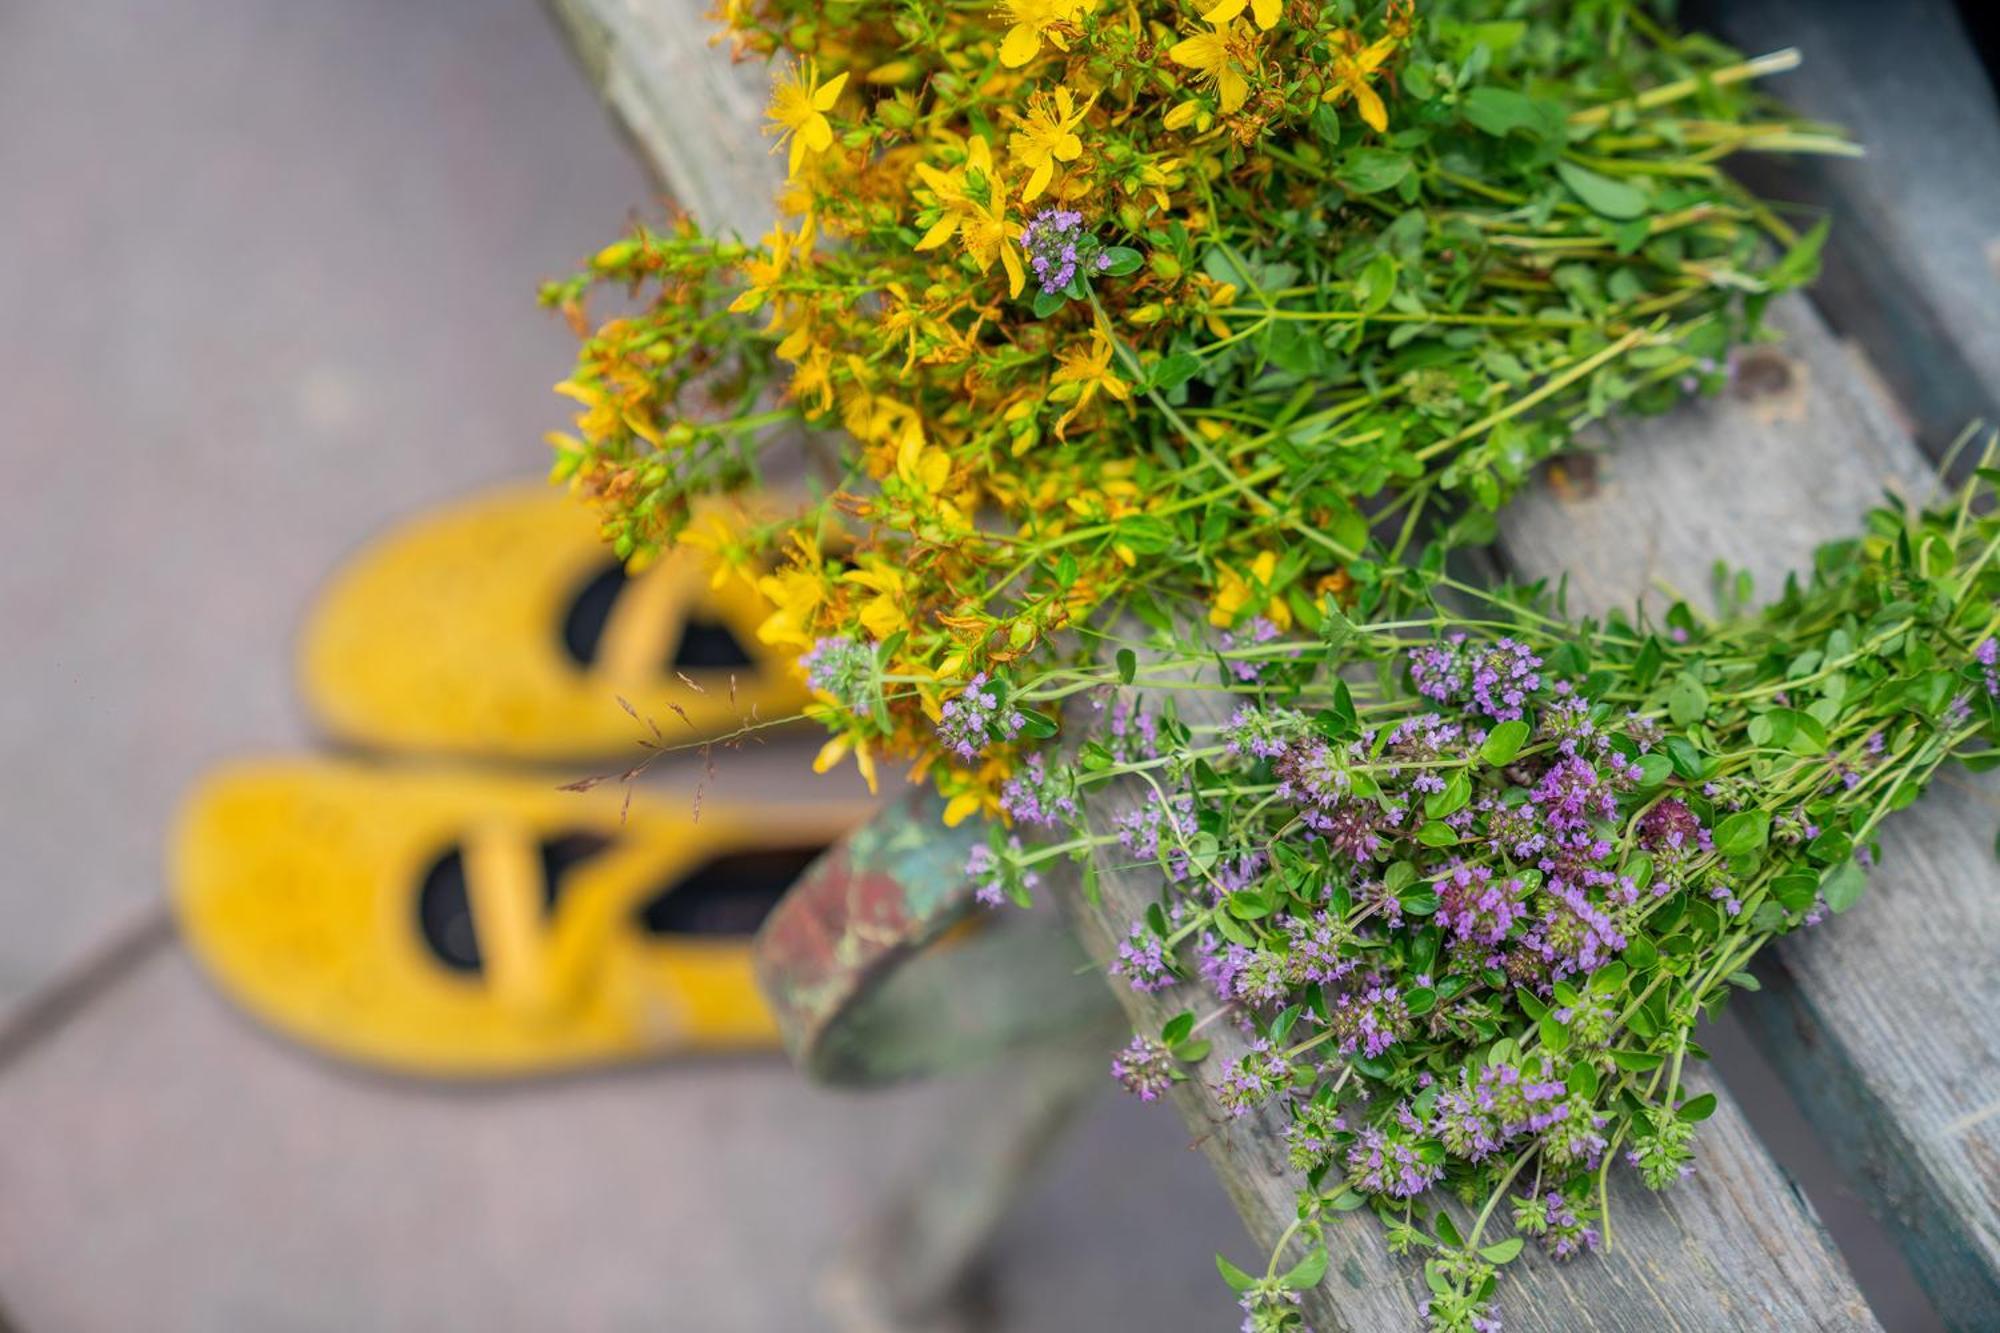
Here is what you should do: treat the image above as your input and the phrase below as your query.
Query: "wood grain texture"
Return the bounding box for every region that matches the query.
[1501,301,2000,1328]
[1695,0,2000,464]
[537,2,1908,1325]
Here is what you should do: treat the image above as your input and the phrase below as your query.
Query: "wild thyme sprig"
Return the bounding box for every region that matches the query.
[967,468,2000,1330]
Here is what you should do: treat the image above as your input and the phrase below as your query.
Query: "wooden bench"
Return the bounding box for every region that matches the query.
[543,3,2000,1326]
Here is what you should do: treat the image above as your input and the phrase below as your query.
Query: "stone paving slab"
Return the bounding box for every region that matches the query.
[0,0,652,1015]
[0,940,1238,1332]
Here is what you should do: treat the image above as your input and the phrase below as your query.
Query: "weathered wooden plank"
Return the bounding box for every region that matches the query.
[1693,0,2000,464]
[1502,305,2000,1329]
[540,0,1885,1326]
[544,0,780,241]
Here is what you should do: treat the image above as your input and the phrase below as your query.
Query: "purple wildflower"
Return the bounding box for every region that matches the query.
[1215,1038,1293,1117]
[1437,864,1527,947]
[935,671,1024,761]
[999,752,1079,828]
[1344,1102,1441,1198]
[1019,207,1097,296]
[1110,921,1176,993]
[799,635,873,712]
[1110,1035,1174,1102]
[1222,704,1300,759]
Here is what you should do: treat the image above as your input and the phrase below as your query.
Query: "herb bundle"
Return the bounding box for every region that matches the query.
[955,465,2000,1330]
[545,0,1848,818]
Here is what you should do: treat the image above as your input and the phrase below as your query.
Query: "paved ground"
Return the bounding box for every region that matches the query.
[0,0,1942,1329]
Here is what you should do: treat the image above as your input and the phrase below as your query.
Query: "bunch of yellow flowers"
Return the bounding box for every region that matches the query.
[544,0,1844,814]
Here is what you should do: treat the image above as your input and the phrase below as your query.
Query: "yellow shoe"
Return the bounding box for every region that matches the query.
[299,485,805,761]
[169,757,868,1078]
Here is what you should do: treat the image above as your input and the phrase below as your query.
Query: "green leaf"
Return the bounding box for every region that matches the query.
[1016,708,1059,739]
[1479,1238,1525,1264]
[1608,1048,1663,1072]
[1480,720,1530,766]
[1634,752,1672,789]
[1031,288,1068,318]
[1416,821,1459,848]
[1172,1038,1212,1062]
[1555,159,1650,219]
[1433,1212,1464,1248]
[1354,252,1398,313]
[1462,87,1553,140]
[1161,1012,1195,1046]
[1405,987,1438,1016]
[1714,809,1770,857]
[1115,648,1137,685]
[1677,1092,1719,1122]
[1339,147,1413,194]
[1151,351,1202,392]
[1216,1253,1257,1293]
[1100,245,1144,277]
[1821,859,1868,913]
[1425,771,1471,820]
[1667,672,1709,727]
[1766,219,1829,292]
[1279,1247,1329,1291]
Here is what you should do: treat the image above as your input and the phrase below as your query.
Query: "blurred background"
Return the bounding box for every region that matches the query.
[0,1,1972,1329]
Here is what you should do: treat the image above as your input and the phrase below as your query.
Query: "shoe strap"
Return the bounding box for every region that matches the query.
[460,821,675,1020]
[593,560,695,693]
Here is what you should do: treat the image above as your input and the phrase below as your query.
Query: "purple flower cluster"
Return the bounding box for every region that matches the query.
[800,635,873,711]
[1115,794,1197,882]
[1110,921,1175,993]
[965,836,1037,908]
[1437,865,1527,949]
[1215,1037,1294,1117]
[1980,638,1999,697]
[1219,616,1282,682]
[935,671,1024,761]
[999,752,1078,827]
[1111,1035,1174,1101]
[1327,981,1410,1059]
[1019,207,1110,296]
[1637,798,1710,886]
[1409,634,1543,722]
[1222,704,1300,759]
[1345,1102,1442,1198]
[1517,1191,1600,1260]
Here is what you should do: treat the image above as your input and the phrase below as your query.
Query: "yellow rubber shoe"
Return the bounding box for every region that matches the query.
[169,757,868,1078]
[299,485,805,761]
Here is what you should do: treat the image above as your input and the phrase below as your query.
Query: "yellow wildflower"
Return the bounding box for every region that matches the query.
[914,136,1001,251]
[755,541,829,652]
[1169,20,1251,116]
[962,191,1028,297]
[1202,0,1281,31]
[997,0,1087,69]
[728,221,804,315]
[813,732,879,793]
[1323,31,1396,133]
[767,60,848,178]
[843,560,913,641]
[1008,87,1089,203]
[1209,549,1293,628]
[1049,327,1132,436]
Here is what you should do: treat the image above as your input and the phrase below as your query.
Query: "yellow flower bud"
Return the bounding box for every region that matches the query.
[1163,101,1199,131]
[1130,303,1165,325]
[1149,252,1183,280]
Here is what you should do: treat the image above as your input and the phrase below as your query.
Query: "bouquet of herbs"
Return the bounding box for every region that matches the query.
[544,0,1847,818]
[957,463,2000,1329]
